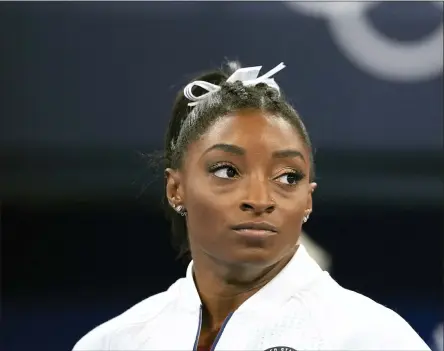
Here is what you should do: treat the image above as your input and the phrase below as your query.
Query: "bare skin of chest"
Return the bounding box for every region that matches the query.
[197,325,220,349]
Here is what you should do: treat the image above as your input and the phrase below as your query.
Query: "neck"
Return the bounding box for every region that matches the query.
[191,247,297,331]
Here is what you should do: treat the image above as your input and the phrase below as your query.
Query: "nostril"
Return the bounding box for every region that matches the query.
[240,201,276,213]
[240,203,254,211]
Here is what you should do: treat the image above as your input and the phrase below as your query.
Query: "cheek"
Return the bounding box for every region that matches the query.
[184,181,228,243]
[185,175,233,217]
[277,187,309,221]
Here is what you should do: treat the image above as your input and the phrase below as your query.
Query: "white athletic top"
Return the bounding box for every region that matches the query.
[73,245,430,350]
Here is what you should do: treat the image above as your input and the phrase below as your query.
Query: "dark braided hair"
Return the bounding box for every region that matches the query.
[164,61,315,259]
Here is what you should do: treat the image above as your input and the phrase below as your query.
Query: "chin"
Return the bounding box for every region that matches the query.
[226,246,282,267]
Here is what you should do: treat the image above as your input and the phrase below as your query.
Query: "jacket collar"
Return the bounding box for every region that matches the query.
[180,244,324,314]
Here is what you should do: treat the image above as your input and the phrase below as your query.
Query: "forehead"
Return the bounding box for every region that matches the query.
[192,110,307,155]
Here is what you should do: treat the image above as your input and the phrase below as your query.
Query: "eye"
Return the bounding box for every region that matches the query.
[275,171,304,185]
[210,164,239,179]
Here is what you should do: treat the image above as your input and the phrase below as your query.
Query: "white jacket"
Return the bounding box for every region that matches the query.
[73,245,430,350]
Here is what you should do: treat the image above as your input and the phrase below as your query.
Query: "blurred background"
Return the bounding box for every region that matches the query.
[1,2,442,351]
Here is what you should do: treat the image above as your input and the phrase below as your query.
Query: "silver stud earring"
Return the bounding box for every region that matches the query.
[175,205,186,216]
[303,210,312,223]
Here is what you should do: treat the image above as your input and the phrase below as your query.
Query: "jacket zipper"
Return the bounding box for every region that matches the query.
[193,305,234,351]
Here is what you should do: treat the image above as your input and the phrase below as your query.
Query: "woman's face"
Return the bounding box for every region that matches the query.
[166,110,316,268]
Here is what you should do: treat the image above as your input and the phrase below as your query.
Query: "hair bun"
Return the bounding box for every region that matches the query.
[222,81,249,100]
[265,86,280,101]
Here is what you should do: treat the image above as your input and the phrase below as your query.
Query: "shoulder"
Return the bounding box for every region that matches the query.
[342,289,429,349]
[312,275,430,349]
[72,279,184,351]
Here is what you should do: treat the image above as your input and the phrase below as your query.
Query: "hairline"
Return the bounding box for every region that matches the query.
[172,107,313,173]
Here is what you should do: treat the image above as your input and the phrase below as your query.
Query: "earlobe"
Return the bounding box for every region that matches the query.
[305,182,317,217]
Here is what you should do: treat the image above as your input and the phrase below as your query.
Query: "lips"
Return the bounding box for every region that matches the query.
[231,221,278,233]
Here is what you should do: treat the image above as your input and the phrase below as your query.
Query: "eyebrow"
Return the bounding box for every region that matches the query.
[203,143,305,162]
[203,143,245,156]
[272,149,305,162]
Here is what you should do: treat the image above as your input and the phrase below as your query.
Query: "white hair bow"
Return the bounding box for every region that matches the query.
[183,62,286,107]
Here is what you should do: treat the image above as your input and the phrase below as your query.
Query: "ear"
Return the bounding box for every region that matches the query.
[165,168,185,207]
[306,182,317,213]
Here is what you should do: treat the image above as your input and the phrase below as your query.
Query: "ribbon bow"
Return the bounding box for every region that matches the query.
[183,62,286,107]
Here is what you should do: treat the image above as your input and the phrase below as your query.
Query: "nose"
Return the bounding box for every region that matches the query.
[240,177,276,214]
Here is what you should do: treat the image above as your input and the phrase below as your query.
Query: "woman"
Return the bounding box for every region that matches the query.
[73,62,430,350]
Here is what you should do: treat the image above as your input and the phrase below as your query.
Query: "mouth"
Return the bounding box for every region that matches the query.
[231,221,278,238]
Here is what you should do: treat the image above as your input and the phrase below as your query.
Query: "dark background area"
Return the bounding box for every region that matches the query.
[1,2,442,351]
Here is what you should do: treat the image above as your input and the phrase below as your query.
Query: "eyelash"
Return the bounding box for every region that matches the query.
[208,162,305,186]
[278,170,305,185]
